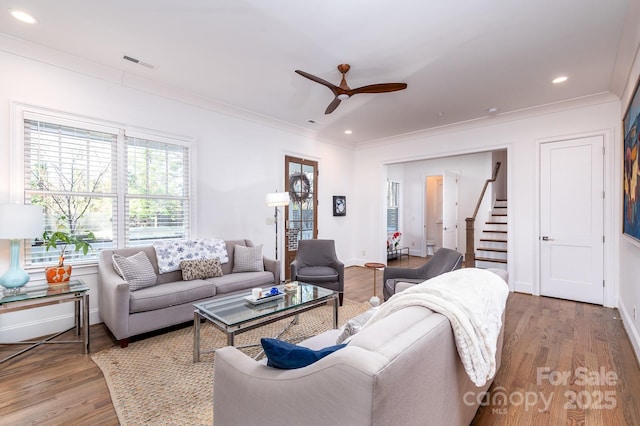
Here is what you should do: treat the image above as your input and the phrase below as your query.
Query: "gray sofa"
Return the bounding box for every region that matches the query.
[98,239,279,347]
[213,271,507,426]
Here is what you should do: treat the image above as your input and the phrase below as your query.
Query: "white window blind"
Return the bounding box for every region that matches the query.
[24,116,117,264]
[125,135,190,246]
[21,110,191,265]
[387,181,400,233]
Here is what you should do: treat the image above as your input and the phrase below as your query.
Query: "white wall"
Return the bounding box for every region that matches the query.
[353,95,621,307]
[0,49,354,341]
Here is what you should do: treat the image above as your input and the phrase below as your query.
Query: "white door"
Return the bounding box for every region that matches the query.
[442,171,459,250]
[540,136,604,305]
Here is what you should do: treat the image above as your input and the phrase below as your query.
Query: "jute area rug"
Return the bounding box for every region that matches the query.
[91,299,370,425]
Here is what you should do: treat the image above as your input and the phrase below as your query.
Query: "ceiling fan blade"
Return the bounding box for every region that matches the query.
[325,97,341,114]
[295,70,340,95]
[349,82,408,95]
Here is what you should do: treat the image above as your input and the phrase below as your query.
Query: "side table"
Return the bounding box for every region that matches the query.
[387,246,409,261]
[0,280,90,364]
[364,262,385,305]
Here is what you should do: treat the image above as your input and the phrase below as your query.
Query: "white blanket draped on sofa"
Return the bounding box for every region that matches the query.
[364,268,509,386]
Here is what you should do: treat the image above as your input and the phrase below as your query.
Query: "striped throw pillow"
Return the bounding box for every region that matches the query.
[112,251,157,291]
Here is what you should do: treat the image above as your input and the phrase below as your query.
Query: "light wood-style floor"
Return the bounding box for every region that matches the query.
[1,256,639,425]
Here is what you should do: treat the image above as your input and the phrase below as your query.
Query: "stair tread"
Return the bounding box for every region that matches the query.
[482,230,507,234]
[476,257,508,264]
[486,221,507,225]
[480,238,508,243]
[477,248,507,253]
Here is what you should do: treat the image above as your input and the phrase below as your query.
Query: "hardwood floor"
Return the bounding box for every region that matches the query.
[1,256,639,425]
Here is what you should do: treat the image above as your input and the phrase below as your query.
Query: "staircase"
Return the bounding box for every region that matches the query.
[475,199,507,270]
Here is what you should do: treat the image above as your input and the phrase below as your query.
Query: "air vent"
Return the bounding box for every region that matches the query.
[122,55,155,69]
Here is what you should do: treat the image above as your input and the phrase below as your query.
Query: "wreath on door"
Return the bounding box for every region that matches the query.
[289,172,312,203]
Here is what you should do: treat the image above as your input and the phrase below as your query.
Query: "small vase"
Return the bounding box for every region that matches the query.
[45,265,72,285]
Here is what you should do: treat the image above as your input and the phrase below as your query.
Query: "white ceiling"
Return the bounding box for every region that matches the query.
[0,0,634,146]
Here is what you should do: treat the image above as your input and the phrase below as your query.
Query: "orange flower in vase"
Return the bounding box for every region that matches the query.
[42,226,94,285]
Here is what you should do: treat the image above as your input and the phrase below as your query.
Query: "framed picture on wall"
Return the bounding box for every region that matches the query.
[623,75,640,243]
[333,196,346,216]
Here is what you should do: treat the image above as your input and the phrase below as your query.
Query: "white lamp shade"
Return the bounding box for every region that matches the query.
[266,192,290,207]
[0,204,44,239]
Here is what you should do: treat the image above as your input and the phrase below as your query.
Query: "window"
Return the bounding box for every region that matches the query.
[21,110,191,266]
[125,135,190,246]
[386,180,400,233]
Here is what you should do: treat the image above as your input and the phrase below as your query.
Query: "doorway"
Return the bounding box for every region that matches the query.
[539,135,604,305]
[424,176,443,252]
[424,171,459,253]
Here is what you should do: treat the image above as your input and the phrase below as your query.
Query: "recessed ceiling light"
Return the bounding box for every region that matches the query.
[552,76,568,84]
[344,130,352,135]
[487,107,498,114]
[9,9,38,24]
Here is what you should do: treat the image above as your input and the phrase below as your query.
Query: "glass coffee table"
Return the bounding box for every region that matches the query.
[193,282,338,362]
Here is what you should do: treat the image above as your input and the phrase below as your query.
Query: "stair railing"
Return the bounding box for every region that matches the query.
[465,162,501,267]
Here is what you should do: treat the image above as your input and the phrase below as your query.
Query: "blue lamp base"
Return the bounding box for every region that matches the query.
[0,239,31,293]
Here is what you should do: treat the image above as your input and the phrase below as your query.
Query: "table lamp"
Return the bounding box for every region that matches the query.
[265,191,290,260]
[0,203,44,292]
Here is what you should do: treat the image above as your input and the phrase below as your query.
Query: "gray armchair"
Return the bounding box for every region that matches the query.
[383,248,463,301]
[290,239,344,305]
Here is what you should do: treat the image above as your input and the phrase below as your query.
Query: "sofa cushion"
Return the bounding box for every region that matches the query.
[129,279,216,313]
[260,337,346,369]
[209,272,274,295]
[232,244,264,273]
[180,258,223,280]
[112,251,157,291]
[296,266,338,283]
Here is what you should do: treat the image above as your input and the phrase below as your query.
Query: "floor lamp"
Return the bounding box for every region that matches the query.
[265,192,290,260]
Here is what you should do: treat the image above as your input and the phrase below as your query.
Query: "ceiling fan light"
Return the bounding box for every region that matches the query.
[337,94,350,101]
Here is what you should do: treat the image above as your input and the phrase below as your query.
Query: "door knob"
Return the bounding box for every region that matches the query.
[542,236,554,241]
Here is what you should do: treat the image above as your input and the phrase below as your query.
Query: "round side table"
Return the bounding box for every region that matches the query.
[364,262,385,305]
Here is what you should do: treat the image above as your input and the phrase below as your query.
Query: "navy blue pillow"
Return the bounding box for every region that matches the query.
[260,338,347,369]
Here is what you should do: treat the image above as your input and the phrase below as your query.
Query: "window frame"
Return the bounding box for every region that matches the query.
[11,103,196,269]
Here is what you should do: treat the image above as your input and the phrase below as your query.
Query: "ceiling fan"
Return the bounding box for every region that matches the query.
[295,64,407,114]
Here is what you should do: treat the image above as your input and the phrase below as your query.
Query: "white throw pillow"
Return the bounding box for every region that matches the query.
[232,244,264,273]
[112,251,157,291]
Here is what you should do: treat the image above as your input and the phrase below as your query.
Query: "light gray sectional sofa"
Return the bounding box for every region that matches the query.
[214,306,505,426]
[213,268,508,426]
[98,239,279,347]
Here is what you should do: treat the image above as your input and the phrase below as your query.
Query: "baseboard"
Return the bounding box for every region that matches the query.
[0,307,101,343]
[514,280,533,294]
[618,301,640,366]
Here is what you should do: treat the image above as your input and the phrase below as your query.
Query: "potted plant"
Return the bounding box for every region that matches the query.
[42,226,95,285]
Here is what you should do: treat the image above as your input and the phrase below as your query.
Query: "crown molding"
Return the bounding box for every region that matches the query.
[0,33,326,144]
